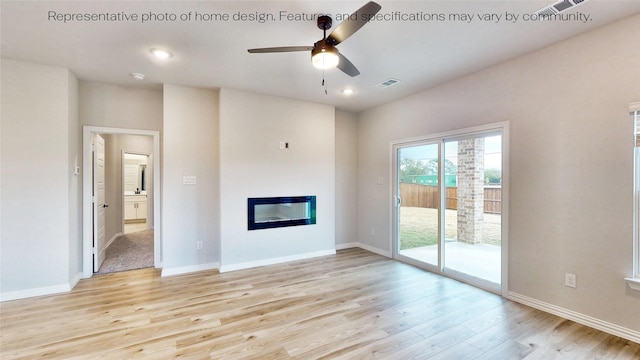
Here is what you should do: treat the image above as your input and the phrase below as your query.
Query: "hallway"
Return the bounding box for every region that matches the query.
[97,228,154,274]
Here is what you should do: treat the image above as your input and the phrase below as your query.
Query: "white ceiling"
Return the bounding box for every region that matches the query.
[2,1,639,112]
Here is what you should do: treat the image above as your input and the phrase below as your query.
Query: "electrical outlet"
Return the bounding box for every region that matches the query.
[197,241,203,250]
[565,273,577,288]
[370,228,375,237]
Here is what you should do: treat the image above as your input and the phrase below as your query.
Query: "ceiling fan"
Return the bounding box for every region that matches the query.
[247,1,382,77]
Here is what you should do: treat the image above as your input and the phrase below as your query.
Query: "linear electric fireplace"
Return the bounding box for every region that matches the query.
[248,196,316,230]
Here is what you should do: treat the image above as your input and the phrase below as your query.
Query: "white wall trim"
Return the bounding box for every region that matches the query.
[507,291,640,344]
[354,242,392,258]
[69,272,82,291]
[161,262,220,277]
[104,232,123,251]
[335,242,359,250]
[2,262,83,302]
[1,283,73,302]
[624,277,640,291]
[336,242,392,258]
[219,249,336,273]
[336,242,391,258]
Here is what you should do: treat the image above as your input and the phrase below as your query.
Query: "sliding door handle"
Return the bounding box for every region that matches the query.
[395,196,401,207]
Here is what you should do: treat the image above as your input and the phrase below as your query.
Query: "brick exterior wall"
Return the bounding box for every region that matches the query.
[456,138,485,244]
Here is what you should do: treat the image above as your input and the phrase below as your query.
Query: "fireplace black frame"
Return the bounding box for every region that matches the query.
[248,196,316,230]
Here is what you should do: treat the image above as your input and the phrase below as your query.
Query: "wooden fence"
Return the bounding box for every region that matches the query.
[400,183,502,214]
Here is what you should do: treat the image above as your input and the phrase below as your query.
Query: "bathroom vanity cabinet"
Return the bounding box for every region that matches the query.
[124,194,147,222]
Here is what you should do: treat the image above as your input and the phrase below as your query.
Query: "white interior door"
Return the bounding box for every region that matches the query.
[93,134,107,272]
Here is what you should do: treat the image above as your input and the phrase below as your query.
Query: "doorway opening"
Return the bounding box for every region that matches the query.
[82,126,161,278]
[392,122,508,294]
[123,152,150,234]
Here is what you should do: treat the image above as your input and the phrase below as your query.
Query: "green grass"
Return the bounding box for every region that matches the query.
[399,227,438,249]
[399,207,501,250]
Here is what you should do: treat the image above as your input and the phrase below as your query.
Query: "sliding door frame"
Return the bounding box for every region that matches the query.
[393,140,443,274]
[390,121,509,296]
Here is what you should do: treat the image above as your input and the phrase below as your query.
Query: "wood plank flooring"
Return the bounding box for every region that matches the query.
[1,248,639,359]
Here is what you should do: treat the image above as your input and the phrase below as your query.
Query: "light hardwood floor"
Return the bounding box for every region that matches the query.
[1,248,639,359]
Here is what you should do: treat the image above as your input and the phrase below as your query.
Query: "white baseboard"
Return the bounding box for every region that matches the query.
[354,242,392,258]
[1,270,91,302]
[219,249,336,273]
[1,283,72,302]
[161,262,220,277]
[105,232,123,250]
[336,242,392,257]
[69,272,82,290]
[507,291,640,344]
[335,242,359,250]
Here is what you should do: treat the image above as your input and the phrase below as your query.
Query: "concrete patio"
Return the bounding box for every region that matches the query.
[399,241,501,284]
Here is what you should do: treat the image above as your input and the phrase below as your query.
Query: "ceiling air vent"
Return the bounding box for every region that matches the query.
[534,0,588,17]
[375,78,401,89]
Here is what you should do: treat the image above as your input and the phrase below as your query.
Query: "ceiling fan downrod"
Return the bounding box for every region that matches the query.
[317,15,333,39]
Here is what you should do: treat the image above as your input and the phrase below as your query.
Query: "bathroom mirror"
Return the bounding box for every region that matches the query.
[124,153,148,194]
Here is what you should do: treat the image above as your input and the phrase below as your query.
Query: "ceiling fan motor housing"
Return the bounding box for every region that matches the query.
[317,15,333,31]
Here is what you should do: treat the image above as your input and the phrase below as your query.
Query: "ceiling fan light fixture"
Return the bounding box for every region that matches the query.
[311,44,339,70]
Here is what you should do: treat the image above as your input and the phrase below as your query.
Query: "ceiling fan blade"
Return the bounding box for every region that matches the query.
[337,53,360,77]
[248,46,313,53]
[326,1,381,45]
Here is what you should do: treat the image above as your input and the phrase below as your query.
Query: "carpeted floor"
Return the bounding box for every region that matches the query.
[97,229,154,274]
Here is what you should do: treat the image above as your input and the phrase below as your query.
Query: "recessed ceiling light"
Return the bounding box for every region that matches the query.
[150,48,173,59]
[130,72,145,80]
[341,88,355,95]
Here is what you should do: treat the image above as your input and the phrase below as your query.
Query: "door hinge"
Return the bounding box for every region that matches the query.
[92,196,96,203]
[92,247,96,255]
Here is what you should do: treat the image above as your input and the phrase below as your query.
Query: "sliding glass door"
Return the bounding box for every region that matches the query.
[442,134,502,285]
[393,128,504,291]
[396,142,441,268]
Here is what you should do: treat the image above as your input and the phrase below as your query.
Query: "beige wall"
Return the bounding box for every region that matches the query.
[1,59,80,296]
[335,110,359,246]
[67,70,81,284]
[162,84,220,274]
[80,81,162,131]
[357,14,640,332]
[219,88,336,270]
